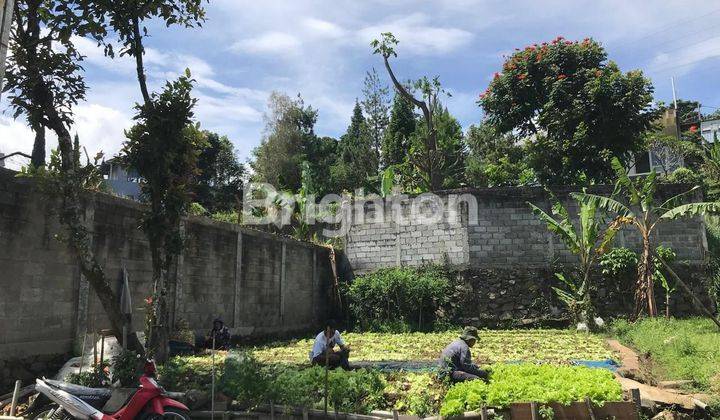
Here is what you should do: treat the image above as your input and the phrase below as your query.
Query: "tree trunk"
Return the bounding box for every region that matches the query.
[49,113,143,353]
[146,229,170,363]
[636,235,657,318]
[30,124,45,167]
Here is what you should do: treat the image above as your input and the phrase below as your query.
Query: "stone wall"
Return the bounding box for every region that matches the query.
[0,169,333,390]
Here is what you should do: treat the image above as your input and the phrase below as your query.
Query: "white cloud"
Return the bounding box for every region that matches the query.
[231,32,301,55]
[356,13,474,55]
[303,18,346,39]
[649,35,720,76]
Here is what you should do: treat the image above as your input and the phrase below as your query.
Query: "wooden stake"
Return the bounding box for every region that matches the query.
[530,402,539,420]
[9,380,20,417]
[656,255,720,329]
[480,406,488,420]
[631,388,641,414]
[585,397,596,420]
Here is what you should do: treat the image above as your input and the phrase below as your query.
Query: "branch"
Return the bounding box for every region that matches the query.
[382,55,431,125]
[132,17,151,106]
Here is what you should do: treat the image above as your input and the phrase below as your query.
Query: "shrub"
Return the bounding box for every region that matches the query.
[440,364,622,417]
[346,265,454,331]
[67,363,110,388]
[221,351,271,409]
[159,355,223,392]
[112,350,140,387]
[599,247,637,280]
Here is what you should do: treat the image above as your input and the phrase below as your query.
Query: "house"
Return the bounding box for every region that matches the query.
[100,158,142,200]
[628,108,683,176]
[701,118,720,143]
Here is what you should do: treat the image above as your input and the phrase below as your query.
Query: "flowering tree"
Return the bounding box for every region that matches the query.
[479,37,657,185]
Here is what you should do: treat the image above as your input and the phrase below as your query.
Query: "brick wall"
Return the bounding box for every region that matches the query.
[0,169,333,364]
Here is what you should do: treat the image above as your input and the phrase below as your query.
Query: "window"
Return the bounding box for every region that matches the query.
[634,152,651,174]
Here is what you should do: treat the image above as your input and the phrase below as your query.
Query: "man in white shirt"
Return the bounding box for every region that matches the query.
[310,320,351,370]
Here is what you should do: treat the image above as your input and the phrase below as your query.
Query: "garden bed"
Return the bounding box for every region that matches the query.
[158,329,625,418]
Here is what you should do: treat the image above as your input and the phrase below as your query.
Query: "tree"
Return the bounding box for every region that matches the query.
[480,37,657,185]
[122,72,203,362]
[3,0,93,167]
[382,92,416,169]
[576,157,720,318]
[465,123,533,187]
[195,130,244,213]
[361,68,390,166]
[331,100,377,192]
[372,32,446,191]
[645,132,701,176]
[250,92,318,191]
[529,192,620,330]
[305,136,338,196]
[405,105,466,190]
[5,0,144,352]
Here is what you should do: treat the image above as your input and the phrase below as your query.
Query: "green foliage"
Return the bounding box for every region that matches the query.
[611,318,720,392]
[195,131,245,213]
[382,94,416,169]
[480,37,657,185]
[251,92,319,191]
[464,123,533,187]
[440,364,622,416]
[221,352,385,414]
[385,372,448,417]
[189,202,208,216]
[600,247,638,280]
[67,363,110,388]
[331,101,378,192]
[529,192,618,327]
[345,265,453,331]
[159,355,223,393]
[221,352,270,409]
[249,330,615,366]
[666,167,702,185]
[111,350,140,387]
[362,68,391,166]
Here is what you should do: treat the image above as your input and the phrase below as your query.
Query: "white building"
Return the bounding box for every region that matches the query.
[701,118,720,143]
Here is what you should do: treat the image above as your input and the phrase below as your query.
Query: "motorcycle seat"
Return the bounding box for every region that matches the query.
[45,379,113,409]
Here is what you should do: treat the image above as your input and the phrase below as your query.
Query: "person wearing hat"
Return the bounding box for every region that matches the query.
[438,326,488,383]
[205,317,231,350]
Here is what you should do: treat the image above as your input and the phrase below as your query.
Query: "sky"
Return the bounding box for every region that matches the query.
[2,0,720,170]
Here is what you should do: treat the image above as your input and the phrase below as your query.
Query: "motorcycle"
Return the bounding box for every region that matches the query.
[28,359,190,420]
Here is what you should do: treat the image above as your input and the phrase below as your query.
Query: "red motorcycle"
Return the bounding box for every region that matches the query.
[30,359,189,420]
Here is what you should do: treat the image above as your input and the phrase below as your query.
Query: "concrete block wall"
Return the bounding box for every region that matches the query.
[344,185,707,272]
[0,169,333,365]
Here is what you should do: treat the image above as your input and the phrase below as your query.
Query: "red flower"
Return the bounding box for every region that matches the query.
[493,72,500,79]
[557,74,567,80]
[145,296,153,305]
[690,125,698,133]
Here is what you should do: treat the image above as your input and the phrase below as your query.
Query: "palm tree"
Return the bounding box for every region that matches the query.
[575,158,720,318]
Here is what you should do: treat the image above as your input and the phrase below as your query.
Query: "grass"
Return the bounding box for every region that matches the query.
[248,329,616,365]
[611,317,720,393]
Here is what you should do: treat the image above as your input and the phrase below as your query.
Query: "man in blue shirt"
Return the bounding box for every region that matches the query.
[439,326,489,382]
[310,320,351,370]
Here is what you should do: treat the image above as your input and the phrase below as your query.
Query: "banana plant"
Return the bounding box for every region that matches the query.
[574,157,720,318]
[529,191,620,330]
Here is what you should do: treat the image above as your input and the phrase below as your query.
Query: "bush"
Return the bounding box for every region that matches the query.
[599,247,637,280]
[159,355,223,392]
[112,350,140,387]
[346,265,454,331]
[67,363,110,388]
[221,351,271,409]
[440,364,622,417]
[221,351,385,414]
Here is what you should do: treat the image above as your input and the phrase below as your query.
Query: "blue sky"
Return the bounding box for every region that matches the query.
[2,0,720,169]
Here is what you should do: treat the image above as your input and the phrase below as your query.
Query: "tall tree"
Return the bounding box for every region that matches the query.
[331,100,376,192]
[480,37,657,185]
[251,92,317,191]
[305,135,338,196]
[122,72,203,362]
[195,130,244,213]
[361,68,390,166]
[4,0,144,351]
[382,92,416,169]
[372,32,446,191]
